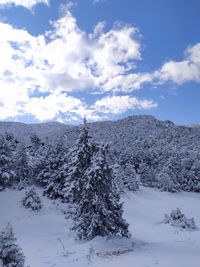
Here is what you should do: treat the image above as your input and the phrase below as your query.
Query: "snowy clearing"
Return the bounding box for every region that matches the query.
[1,186,200,267]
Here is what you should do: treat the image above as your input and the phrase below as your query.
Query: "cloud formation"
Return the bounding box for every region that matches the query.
[92,0,106,4]
[0,0,49,9]
[1,6,199,122]
[93,95,157,115]
[0,8,158,122]
[157,43,200,84]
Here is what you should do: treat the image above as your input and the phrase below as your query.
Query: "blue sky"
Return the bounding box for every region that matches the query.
[0,0,200,125]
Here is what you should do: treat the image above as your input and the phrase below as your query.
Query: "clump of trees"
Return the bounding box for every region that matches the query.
[0,223,25,267]
[21,188,42,211]
[164,208,199,230]
[2,116,200,195]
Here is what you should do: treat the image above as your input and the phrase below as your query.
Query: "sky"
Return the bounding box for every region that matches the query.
[0,0,200,125]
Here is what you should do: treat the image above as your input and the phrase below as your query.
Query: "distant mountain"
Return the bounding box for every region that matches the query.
[0,115,200,153]
[1,115,200,192]
[0,121,71,143]
[186,124,200,128]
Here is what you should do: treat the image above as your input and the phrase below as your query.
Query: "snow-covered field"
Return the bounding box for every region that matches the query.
[1,187,200,267]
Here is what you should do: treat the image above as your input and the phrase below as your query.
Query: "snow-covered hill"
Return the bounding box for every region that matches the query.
[1,115,200,192]
[0,115,199,144]
[0,187,200,267]
[0,115,199,163]
[1,115,200,152]
[0,121,71,143]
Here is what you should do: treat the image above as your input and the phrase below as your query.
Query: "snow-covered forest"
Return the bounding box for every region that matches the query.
[0,115,200,267]
[1,115,200,193]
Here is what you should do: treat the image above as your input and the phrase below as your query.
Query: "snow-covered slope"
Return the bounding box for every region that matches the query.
[1,115,200,192]
[1,115,200,153]
[1,187,200,267]
[0,115,198,143]
[0,121,71,143]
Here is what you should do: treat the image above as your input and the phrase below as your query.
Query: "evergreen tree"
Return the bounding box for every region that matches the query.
[114,162,139,194]
[15,143,33,190]
[42,136,68,199]
[4,132,18,151]
[0,135,15,190]
[164,208,199,230]
[22,188,42,211]
[63,118,95,204]
[72,144,130,240]
[36,144,54,187]
[156,162,180,193]
[29,133,43,154]
[0,223,25,267]
[28,133,46,182]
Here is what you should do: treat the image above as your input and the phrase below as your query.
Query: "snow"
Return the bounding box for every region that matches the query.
[1,186,200,267]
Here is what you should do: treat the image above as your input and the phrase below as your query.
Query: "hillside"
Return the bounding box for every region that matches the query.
[0,186,199,267]
[0,115,200,192]
[0,115,200,152]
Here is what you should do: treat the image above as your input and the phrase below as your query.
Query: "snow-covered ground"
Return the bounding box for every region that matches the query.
[1,187,200,267]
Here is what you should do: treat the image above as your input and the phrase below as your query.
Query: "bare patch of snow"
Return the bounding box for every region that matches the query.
[0,186,200,267]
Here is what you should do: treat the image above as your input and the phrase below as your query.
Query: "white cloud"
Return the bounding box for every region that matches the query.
[24,92,83,121]
[0,9,155,122]
[0,2,200,122]
[10,6,200,123]
[101,73,154,93]
[93,95,157,115]
[22,92,157,122]
[93,24,141,78]
[157,43,200,84]
[0,0,49,9]
[92,0,106,4]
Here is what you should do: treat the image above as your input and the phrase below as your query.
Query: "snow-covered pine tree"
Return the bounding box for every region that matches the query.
[22,188,42,211]
[27,133,47,182]
[72,144,130,240]
[113,159,139,194]
[156,163,180,193]
[63,118,95,204]
[29,133,43,154]
[164,208,198,230]
[36,144,54,187]
[4,132,19,151]
[190,154,200,192]
[15,142,33,190]
[43,136,68,199]
[0,135,15,191]
[0,223,25,267]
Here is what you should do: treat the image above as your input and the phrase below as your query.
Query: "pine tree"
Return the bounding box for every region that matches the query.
[4,132,18,151]
[29,133,43,154]
[15,143,33,190]
[63,118,95,204]
[0,135,15,191]
[22,188,42,211]
[28,133,46,182]
[72,144,130,240]
[156,164,180,193]
[43,136,68,199]
[36,144,54,187]
[114,162,139,194]
[164,208,198,230]
[0,223,25,267]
